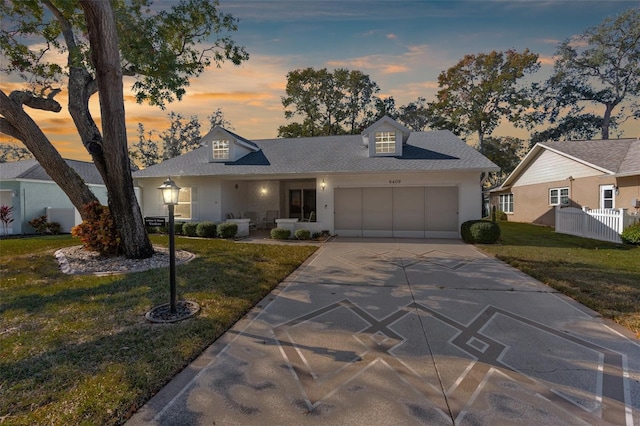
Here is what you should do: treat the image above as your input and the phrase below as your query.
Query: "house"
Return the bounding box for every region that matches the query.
[490,138,640,226]
[0,159,109,234]
[133,117,498,238]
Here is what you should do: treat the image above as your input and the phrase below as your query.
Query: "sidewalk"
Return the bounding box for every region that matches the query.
[127,238,639,425]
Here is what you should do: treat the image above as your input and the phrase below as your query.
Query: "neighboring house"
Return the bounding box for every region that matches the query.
[0,159,109,234]
[490,138,640,226]
[133,116,498,238]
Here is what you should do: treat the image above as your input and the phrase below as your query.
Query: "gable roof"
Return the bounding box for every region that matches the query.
[200,126,261,151]
[0,159,105,185]
[133,129,499,178]
[499,138,640,189]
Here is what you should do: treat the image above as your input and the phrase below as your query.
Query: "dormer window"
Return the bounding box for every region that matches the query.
[212,139,230,160]
[375,131,396,154]
[362,116,410,157]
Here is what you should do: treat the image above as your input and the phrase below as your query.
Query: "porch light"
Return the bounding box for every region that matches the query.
[321,179,326,191]
[261,186,267,195]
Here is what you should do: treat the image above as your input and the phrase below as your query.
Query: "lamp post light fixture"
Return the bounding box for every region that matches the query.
[158,176,180,314]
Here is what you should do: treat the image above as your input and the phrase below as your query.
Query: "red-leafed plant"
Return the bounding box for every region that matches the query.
[0,205,14,235]
[71,201,121,256]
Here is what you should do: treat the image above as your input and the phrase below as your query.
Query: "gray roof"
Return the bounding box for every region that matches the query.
[498,137,640,190]
[0,159,105,185]
[133,129,498,178]
[541,139,640,175]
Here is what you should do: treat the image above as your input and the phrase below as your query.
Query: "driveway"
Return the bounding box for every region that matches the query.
[128,238,639,425]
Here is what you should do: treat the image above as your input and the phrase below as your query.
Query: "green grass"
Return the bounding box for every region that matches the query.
[0,235,317,425]
[476,222,640,337]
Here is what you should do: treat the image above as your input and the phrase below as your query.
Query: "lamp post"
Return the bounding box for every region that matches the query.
[158,177,180,314]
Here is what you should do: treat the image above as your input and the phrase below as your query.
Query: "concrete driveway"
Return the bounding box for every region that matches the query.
[128,238,639,425]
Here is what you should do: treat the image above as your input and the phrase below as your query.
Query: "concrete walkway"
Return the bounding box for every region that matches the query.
[128,238,639,425]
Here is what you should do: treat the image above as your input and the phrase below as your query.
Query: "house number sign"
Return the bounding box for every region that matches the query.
[388,179,401,184]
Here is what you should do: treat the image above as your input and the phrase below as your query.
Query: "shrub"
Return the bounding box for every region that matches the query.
[28,215,62,235]
[294,228,311,240]
[0,205,14,235]
[71,201,121,256]
[217,222,238,239]
[495,210,508,221]
[182,222,198,237]
[28,215,49,234]
[270,227,291,240]
[621,222,640,245]
[175,222,184,235]
[196,221,217,238]
[461,220,501,244]
[47,221,61,235]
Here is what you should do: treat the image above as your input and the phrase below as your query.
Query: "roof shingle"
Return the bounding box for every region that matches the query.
[133,129,498,178]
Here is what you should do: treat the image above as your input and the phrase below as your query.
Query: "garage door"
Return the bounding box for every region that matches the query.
[334,186,458,238]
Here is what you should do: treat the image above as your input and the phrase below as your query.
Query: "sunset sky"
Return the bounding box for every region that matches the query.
[1,0,639,161]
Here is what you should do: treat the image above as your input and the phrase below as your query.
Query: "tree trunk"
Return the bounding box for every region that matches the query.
[601,103,614,140]
[0,91,99,214]
[79,0,154,259]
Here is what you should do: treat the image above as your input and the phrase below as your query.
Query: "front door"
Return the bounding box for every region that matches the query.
[600,184,615,209]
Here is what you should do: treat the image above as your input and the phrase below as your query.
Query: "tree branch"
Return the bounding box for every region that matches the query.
[8,90,62,112]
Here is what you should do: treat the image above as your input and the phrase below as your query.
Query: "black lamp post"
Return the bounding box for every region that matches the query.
[158,177,180,314]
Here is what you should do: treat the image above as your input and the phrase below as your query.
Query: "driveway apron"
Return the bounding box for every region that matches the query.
[128,238,640,425]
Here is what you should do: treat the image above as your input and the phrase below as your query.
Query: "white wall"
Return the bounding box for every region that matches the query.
[136,170,484,235]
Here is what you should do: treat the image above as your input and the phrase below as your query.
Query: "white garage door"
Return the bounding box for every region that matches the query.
[334,186,459,238]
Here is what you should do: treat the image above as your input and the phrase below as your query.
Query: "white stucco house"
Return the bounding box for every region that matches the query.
[0,159,109,234]
[132,116,499,238]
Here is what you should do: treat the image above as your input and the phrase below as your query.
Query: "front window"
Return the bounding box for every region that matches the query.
[375,131,396,154]
[499,193,513,213]
[212,139,230,159]
[549,187,569,206]
[172,187,196,220]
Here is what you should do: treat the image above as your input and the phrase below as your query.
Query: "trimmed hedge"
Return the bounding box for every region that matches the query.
[182,222,198,237]
[217,222,238,239]
[294,228,311,240]
[621,222,640,245]
[196,221,217,238]
[461,220,501,244]
[270,227,291,240]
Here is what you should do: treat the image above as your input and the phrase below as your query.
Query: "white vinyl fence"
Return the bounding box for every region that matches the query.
[555,206,640,244]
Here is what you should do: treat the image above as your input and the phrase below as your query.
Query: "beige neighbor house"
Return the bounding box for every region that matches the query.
[133,116,499,239]
[490,138,640,227]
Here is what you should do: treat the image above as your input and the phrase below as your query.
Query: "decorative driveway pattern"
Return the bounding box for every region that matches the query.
[128,238,640,426]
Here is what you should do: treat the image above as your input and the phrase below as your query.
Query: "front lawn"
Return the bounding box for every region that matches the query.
[0,235,317,425]
[476,222,640,337]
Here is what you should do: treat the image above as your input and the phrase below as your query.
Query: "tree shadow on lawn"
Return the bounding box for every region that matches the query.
[497,256,640,316]
[1,254,301,423]
[487,222,636,250]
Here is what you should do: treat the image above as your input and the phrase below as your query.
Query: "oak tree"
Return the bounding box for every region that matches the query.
[537,7,640,140]
[0,0,248,258]
[428,49,540,153]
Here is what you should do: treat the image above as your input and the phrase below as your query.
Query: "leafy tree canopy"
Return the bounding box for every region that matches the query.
[427,49,540,153]
[278,67,431,137]
[537,7,640,140]
[0,143,33,162]
[0,0,249,108]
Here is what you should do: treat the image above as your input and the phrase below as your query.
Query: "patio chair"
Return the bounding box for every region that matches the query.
[263,210,279,229]
[302,211,315,222]
[244,211,258,230]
